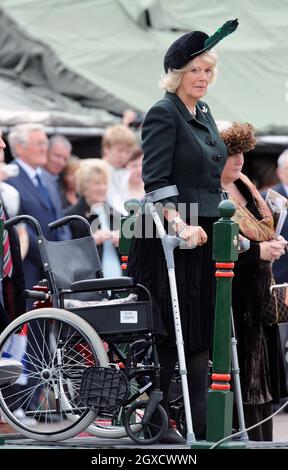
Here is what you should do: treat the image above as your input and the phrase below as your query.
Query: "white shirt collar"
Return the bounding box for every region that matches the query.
[15,159,43,185]
[282,184,288,197]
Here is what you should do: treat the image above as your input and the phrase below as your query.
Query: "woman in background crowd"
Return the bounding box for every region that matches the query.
[59,155,80,208]
[126,147,145,201]
[65,158,121,278]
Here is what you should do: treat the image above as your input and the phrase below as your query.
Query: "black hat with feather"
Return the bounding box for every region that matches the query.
[164,19,238,72]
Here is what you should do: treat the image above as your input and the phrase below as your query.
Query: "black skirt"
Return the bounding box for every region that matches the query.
[127,216,217,352]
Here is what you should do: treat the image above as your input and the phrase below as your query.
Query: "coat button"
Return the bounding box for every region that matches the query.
[212,154,222,162]
[209,188,221,193]
[205,137,216,146]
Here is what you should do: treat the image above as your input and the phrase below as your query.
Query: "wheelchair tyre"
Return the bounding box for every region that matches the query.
[85,418,141,439]
[0,308,109,441]
[124,400,168,445]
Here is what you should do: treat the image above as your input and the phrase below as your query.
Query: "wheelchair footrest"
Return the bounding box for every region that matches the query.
[80,367,129,410]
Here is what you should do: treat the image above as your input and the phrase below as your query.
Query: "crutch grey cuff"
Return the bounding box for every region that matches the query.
[145,185,179,203]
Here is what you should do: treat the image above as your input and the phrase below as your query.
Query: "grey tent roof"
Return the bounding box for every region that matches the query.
[0,0,288,132]
[0,73,121,130]
[0,4,124,129]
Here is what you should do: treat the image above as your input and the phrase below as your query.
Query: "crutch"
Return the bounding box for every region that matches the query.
[230,309,249,441]
[145,185,195,445]
[230,236,251,441]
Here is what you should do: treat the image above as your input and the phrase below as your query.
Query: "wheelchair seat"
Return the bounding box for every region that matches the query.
[38,233,153,338]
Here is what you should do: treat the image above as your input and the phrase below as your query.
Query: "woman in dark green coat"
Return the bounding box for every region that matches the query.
[128,20,238,442]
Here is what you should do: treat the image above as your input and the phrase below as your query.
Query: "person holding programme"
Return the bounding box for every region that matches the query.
[268,149,288,284]
[220,122,287,441]
[128,20,239,442]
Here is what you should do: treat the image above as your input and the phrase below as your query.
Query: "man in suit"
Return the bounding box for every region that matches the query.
[7,123,70,290]
[43,134,72,238]
[45,134,72,179]
[270,149,288,283]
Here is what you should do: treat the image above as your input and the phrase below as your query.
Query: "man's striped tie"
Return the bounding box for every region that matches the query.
[0,203,13,278]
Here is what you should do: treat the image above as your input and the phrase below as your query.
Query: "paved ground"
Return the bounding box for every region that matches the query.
[0,412,287,449]
[273,412,288,441]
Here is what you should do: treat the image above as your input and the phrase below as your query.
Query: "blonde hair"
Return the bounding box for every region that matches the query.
[76,158,110,196]
[159,50,218,93]
[62,155,80,175]
[102,124,137,150]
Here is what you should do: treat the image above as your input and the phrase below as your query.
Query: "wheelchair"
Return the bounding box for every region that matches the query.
[0,214,168,444]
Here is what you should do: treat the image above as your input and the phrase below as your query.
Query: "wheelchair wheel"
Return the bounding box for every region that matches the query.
[83,340,151,439]
[0,308,109,441]
[175,403,186,437]
[83,377,143,438]
[124,400,168,444]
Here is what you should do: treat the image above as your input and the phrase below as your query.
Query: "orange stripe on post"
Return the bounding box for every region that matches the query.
[121,255,128,262]
[215,271,234,278]
[215,262,234,269]
[121,263,127,270]
[211,383,230,391]
[212,373,231,381]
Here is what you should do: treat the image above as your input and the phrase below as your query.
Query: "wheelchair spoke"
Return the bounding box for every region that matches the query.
[0,308,108,440]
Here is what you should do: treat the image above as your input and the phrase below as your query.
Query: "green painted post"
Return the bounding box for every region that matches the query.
[206,200,239,442]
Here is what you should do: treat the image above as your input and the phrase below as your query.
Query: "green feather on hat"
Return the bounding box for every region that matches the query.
[204,19,239,50]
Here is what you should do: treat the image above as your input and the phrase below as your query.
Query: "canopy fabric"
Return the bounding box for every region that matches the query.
[0,74,120,128]
[0,0,287,132]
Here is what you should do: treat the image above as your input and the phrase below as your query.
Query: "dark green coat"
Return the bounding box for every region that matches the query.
[142,91,227,217]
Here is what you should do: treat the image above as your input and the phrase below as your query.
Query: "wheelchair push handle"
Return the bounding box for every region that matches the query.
[49,215,91,235]
[4,215,43,236]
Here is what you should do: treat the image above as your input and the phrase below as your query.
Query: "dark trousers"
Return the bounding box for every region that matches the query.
[233,401,273,441]
[157,342,209,439]
[244,402,273,441]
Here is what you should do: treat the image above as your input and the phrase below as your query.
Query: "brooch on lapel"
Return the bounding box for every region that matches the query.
[201,105,208,114]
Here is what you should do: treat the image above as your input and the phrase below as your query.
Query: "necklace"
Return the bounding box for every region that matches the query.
[186,105,196,115]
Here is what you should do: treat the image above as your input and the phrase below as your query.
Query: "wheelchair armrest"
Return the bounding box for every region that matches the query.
[70,277,136,292]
